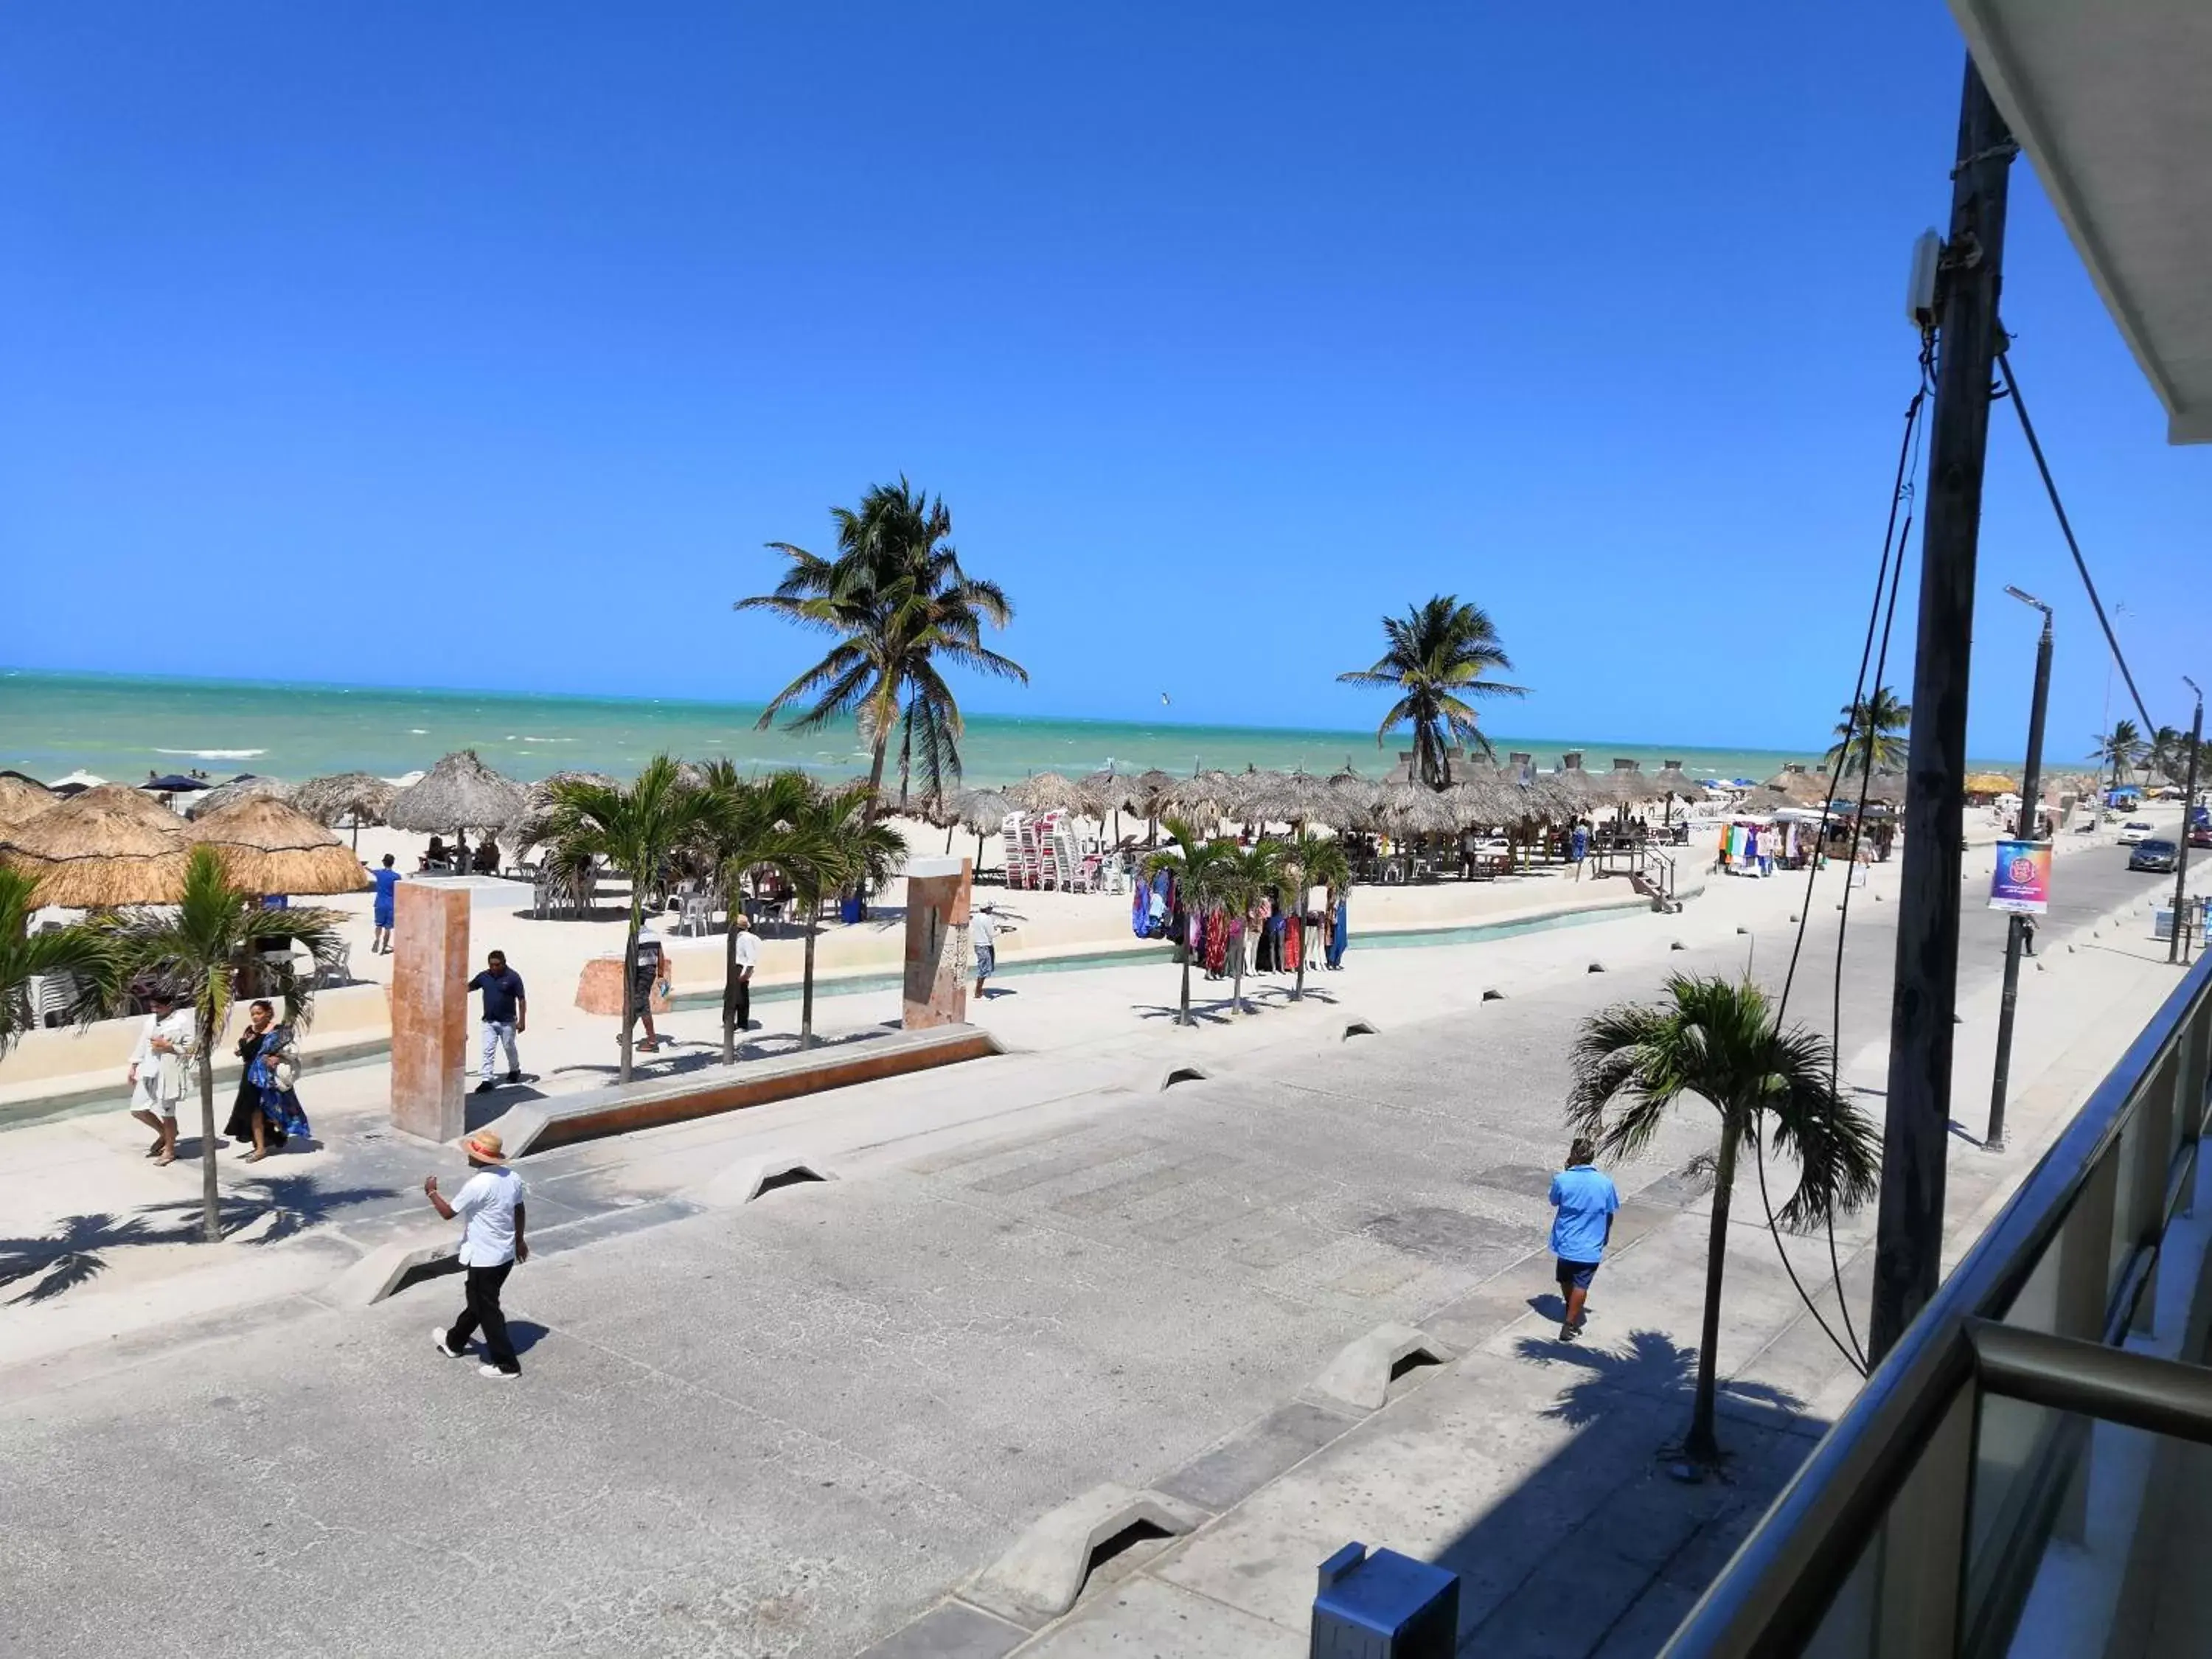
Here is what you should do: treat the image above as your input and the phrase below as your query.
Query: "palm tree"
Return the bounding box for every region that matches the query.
[103,847,344,1242]
[2147,725,2188,787]
[1207,839,1288,1015]
[1141,817,1233,1029]
[1279,830,1350,1003]
[1567,974,1880,1464]
[1,866,119,1057]
[2091,720,2146,799]
[1823,686,1911,782]
[739,479,1028,821]
[542,756,715,1085]
[1338,596,1526,786]
[763,785,906,1049]
[692,763,816,1063]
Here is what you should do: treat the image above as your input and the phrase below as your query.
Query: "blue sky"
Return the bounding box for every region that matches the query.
[1,2,2203,759]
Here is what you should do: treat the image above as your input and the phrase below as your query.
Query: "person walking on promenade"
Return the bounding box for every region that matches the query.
[425,1131,528,1379]
[727,913,758,1041]
[223,998,287,1158]
[627,919,669,1054]
[1549,1135,1620,1342]
[369,854,400,954]
[126,989,195,1166]
[1570,818,1590,880]
[972,903,1000,999]
[467,949,526,1094]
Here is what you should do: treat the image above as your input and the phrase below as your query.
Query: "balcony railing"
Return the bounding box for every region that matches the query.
[1663,952,2212,1658]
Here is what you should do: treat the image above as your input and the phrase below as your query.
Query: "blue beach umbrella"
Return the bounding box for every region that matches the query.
[142,774,207,793]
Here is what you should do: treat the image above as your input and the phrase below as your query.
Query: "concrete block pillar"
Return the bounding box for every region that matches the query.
[392,882,470,1141]
[902,857,972,1029]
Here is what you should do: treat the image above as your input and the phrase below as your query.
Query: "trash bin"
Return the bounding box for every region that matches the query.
[839,894,864,925]
[1310,1542,1460,1659]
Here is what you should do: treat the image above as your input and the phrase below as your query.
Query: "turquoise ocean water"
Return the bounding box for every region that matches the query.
[0,668,1862,789]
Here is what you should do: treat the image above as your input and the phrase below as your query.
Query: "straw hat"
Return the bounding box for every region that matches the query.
[190,796,372,895]
[463,1130,507,1164]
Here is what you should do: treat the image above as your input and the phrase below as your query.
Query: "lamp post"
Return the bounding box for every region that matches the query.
[2170,676,2203,966]
[1986,586,2052,1152]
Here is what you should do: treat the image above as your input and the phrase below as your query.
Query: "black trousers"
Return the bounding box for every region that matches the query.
[448,1262,518,1371]
[726,978,751,1038]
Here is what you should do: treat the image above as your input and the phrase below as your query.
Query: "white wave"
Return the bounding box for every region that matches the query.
[408,728,428,735]
[155,747,265,759]
[520,736,575,743]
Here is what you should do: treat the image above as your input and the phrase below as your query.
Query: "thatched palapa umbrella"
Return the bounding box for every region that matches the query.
[192,796,372,895]
[294,772,400,849]
[186,774,294,820]
[0,785,190,907]
[1006,772,1089,816]
[388,750,528,869]
[939,787,1014,864]
[509,770,623,854]
[0,773,55,830]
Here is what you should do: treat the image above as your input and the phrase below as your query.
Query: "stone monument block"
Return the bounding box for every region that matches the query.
[391,881,470,1142]
[902,856,972,1029]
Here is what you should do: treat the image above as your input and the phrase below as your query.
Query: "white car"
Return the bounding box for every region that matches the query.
[2118,819,2157,845]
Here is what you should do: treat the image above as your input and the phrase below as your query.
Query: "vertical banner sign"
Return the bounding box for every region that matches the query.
[1989,840,2051,914]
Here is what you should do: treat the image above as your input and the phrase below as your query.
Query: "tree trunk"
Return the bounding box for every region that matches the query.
[799,887,818,1048]
[896,707,914,812]
[1178,948,1192,1028]
[1686,1116,1742,1464]
[619,905,639,1085]
[198,1010,221,1242]
[1293,909,1307,1002]
[1231,931,1247,1015]
[722,898,740,1065]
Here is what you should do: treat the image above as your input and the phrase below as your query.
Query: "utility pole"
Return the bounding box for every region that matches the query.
[1868,58,2016,1365]
[2171,678,2202,965]
[1986,588,2051,1150]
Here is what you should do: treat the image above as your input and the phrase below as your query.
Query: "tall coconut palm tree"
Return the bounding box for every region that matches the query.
[1823,686,1912,782]
[1278,830,1350,1003]
[1567,974,1880,1464]
[2146,725,2188,787]
[760,785,906,1049]
[692,763,817,1063]
[739,479,1028,822]
[1207,838,1288,1016]
[103,846,344,1242]
[1141,817,1233,1029]
[2091,720,2146,798]
[542,756,715,1085]
[0,865,119,1057]
[1338,596,1526,786]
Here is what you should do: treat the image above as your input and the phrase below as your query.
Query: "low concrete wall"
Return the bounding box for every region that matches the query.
[481,1023,1004,1155]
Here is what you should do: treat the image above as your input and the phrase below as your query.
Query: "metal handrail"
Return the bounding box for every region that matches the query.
[1661,950,2212,1656]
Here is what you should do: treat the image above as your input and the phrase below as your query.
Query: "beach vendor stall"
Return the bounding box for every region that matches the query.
[1714,813,1778,877]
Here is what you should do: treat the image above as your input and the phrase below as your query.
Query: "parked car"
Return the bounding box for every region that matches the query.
[2118,819,2157,845]
[2129,838,2180,872]
[2191,824,2212,849]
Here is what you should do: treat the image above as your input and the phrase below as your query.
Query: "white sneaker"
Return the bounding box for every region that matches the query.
[478,1363,519,1380]
[431,1326,463,1359]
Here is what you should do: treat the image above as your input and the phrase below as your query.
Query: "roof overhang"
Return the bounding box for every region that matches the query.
[1948,1,2212,443]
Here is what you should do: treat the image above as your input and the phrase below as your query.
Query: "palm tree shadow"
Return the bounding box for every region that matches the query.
[1510,1327,1802,1433]
[1130,1002,1233,1027]
[137,1175,402,1246]
[1,1213,153,1304]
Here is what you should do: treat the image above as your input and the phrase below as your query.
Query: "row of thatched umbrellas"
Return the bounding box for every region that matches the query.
[929,761,1720,838]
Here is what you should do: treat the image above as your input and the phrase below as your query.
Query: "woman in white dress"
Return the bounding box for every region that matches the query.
[126,990,196,1166]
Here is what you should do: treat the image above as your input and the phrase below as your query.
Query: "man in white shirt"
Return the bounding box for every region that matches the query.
[125,991,196,1166]
[726,914,759,1050]
[424,1130,529,1378]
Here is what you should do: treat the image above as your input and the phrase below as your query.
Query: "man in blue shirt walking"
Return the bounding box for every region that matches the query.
[1549,1136,1621,1342]
[369,854,401,956]
[467,950,527,1093]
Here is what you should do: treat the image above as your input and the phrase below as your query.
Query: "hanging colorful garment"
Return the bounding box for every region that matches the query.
[1282,915,1303,973]
[1205,910,1229,976]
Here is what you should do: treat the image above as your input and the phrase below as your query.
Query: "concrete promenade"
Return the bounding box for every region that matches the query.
[0,813,2191,1658]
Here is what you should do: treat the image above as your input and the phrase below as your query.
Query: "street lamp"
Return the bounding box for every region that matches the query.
[1986,585,2053,1151]
[2171,675,2203,965]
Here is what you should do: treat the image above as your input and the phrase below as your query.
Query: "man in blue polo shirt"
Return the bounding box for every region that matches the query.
[1549,1136,1620,1342]
[467,950,527,1093]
